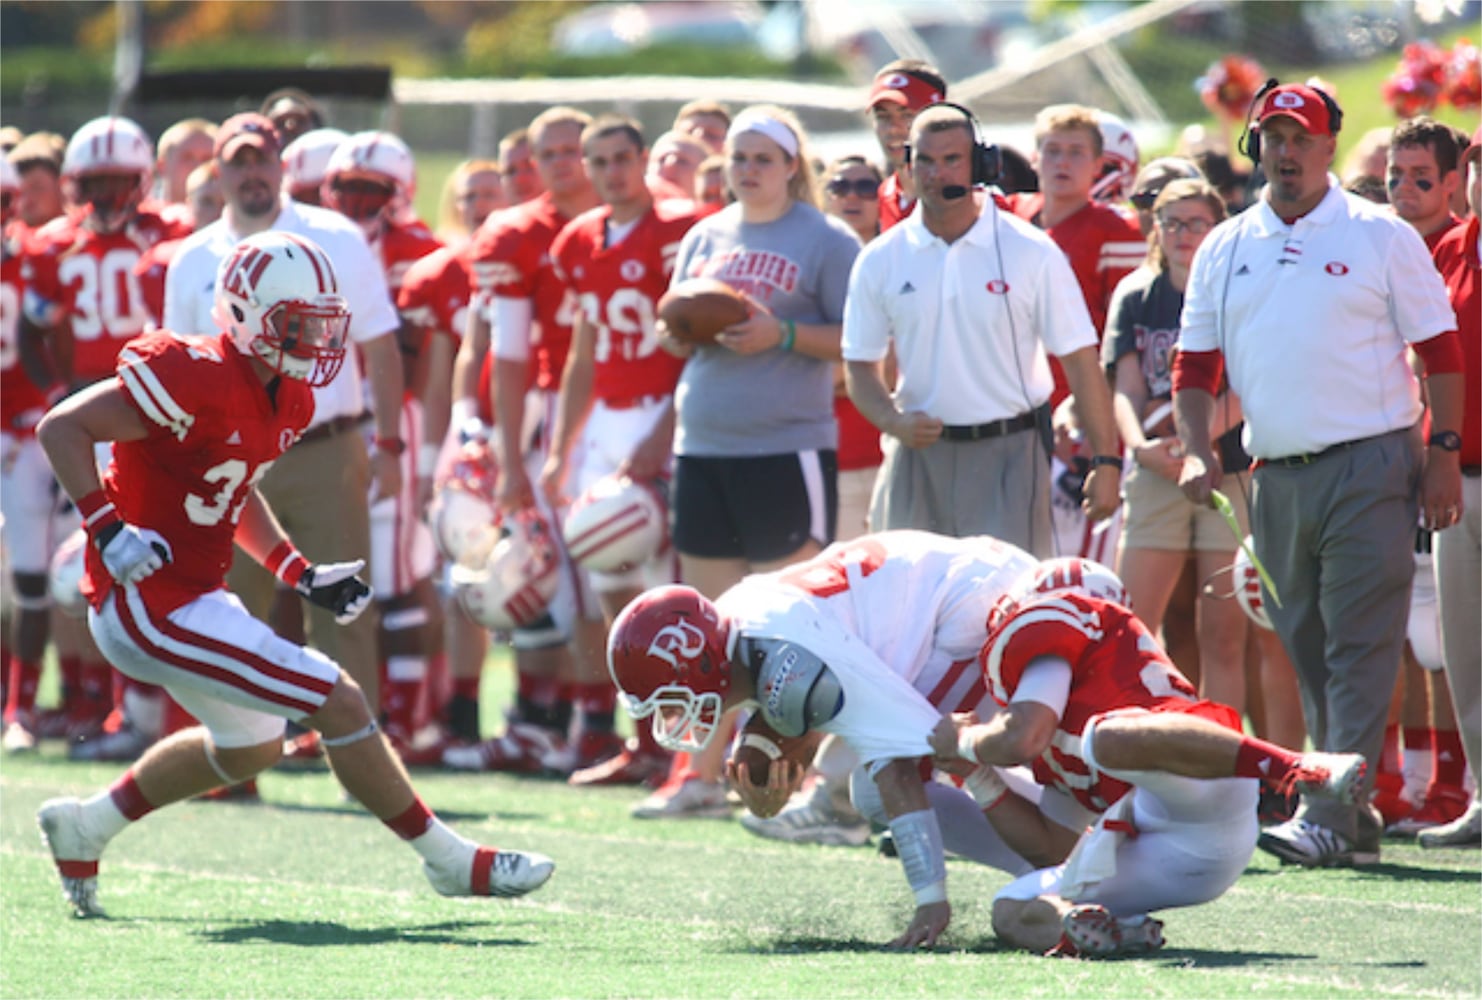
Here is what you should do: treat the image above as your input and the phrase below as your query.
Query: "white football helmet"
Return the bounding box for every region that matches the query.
[1092,111,1140,205]
[0,156,17,225]
[212,231,350,388]
[449,509,560,631]
[430,440,501,564]
[992,556,1130,632]
[281,127,349,204]
[563,475,668,574]
[63,116,154,232]
[49,529,89,618]
[1232,541,1273,631]
[323,130,416,235]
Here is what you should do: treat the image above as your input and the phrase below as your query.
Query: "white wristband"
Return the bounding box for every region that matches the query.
[417,442,440,478]
[913,880,948,906]
[957,726,978,763]
[963,765,1008,810]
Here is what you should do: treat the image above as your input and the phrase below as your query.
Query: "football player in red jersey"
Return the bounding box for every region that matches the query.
[532,115,702,783]
[323,130,448,761]
[33,230,554,919]
[866,61,947,231]
[17,116,192,755]
[448,107,604,774]
[925,561,1366,958]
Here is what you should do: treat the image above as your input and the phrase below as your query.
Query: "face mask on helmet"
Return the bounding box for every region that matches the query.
[75,171,143,233]
[326,175,394,232]
[258,298,350,387]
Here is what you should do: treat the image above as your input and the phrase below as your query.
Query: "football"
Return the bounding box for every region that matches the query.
[657,277,749,344]
[730,716,822,786]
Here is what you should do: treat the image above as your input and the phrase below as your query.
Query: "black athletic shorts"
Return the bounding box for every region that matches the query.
[671,451,837,562]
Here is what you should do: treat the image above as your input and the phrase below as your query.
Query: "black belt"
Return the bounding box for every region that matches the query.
[1261,433,1390,469]
[295,413,370,448]
[1464,465,1481,478]
[939,411,1038,442]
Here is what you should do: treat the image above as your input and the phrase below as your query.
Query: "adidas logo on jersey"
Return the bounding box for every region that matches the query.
[899,281,916,294]
[226,430,242,445]
[1235,264,1250,276]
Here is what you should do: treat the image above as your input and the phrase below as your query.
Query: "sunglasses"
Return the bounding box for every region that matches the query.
[826,177,880,199]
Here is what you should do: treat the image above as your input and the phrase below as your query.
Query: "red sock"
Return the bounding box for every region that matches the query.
[78,661,112,716]
[383,797,434,840]
[108,771,157,821]
[1379,723,1403,775]
[382,678,420,732]
[1402,725,1433,759]
[571,681,616,715]
[1433,729,1468,787]
[59,655,83,708]
[1233,735,1305,784]
[4,657,41,718]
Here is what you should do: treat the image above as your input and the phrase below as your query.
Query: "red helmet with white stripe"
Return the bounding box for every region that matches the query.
[448,508,560,631]
[212,231,350,388]
[563,475,668,574]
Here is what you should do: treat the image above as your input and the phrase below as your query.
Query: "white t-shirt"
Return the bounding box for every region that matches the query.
[162,197,400,426]
[718,529,1035,767]
[841,195,1097,424]
[1180,181,1456,458]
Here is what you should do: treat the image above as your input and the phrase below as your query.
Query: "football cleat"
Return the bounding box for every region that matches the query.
[277,729,327,770]
[1279,752,1367,804]
[630,775,732,820]
[1418,800,1482,849]
[67,722,150,762]
[1387,784,1470,837]
[3,712,39,754]
[568,743,671,788]
[739,794,871,847]
[1257,817,1378,867]
[37,798,108,918]
[384,722,453,769]
[1053,905,1165,959]
[439,722,568,775]
[425,846,554,899]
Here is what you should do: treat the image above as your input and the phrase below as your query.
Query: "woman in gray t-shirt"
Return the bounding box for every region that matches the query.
[661,105,861,600]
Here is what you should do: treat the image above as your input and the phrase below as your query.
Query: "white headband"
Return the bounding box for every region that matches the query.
[726,112,799,158]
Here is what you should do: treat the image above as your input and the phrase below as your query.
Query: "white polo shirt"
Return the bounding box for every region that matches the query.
[162,197,400,426]
[841,194,1096,425]
[1180,180,1456,459]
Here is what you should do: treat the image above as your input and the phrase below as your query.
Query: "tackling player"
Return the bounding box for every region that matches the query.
[34,230,553,918]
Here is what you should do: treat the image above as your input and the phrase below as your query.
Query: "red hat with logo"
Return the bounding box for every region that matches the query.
[1255,84,1336,136]
[868,71,946,112]
[214,113,283,161]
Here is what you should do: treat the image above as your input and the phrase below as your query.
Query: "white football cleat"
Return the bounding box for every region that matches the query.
[425,846,555,899]
[1285,752,1367,804]
[630,776,731,820]
[1057,904,1165,958]
[37,797,108,918]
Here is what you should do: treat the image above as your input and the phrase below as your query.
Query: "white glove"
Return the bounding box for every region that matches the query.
[294,559,373,625]
[99,525,173,585]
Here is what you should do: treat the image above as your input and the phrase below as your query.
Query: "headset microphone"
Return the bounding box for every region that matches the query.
[941,184,969,200]
[905,102,1001,200]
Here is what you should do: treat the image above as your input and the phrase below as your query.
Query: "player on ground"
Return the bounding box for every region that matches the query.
[608,530,1044,948]
[925,565,1366,957]
[33,231,553,918]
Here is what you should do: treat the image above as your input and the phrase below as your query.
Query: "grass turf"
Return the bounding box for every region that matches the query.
[3,731,1479,1000]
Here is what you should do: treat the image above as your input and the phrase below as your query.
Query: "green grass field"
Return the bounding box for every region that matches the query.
[3,656,1479,1000]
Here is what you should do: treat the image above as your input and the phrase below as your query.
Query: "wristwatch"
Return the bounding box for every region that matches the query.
[1428,430,1462,452]
[1089,454,1125,472]
[374,436,407,456]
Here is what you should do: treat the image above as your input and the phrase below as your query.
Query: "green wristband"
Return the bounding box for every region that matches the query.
[780,319,796,352]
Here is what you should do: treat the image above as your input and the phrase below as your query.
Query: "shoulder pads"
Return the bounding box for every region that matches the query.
[740,635,845,737]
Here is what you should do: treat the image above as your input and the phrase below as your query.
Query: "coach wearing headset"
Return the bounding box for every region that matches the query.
[1173,83,1464,869]
[843,104,1121,552]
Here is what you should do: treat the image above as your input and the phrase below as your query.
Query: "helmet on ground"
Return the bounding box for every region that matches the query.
[430,440,500,564]
[1233,540,1273,630]
[281,128,349,205]
[449,508,560,631]
[63,116,154,232]
[323,130,416,235]
[212,231,351,388]
[1092,111,1140,204]
[606,585,733,752]
[48,529,89,618]
[563,475,667,573]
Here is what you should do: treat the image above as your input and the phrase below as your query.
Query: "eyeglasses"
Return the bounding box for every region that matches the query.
[1157,217,1213,235]
[826,177,880,199]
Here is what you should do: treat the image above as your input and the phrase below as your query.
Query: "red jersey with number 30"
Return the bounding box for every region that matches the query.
[21,211,191,384]
[979,592,1236,813]
[550,200,698,404]
[82,330,314,615]
[469,193,578,391]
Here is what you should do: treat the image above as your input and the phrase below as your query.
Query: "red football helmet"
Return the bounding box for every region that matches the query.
[607,585,733,752]
[212,231,350,388]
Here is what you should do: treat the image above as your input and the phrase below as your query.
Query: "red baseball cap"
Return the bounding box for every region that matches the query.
[868,71,945,112]
[214,113,283,162]
[1255,84,1335,137]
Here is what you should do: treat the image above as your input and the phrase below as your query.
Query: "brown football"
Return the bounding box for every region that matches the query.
[730,716,823,786]
[657,278,749,344]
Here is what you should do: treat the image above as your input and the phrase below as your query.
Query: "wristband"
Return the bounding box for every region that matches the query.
[375,436,406,456]
[888,808,948,906]
[963,766,1009,810]
[780,319,797,352]
[76,490,122,539]
[264,540,310,589]
[417,442,441,478]
[741,733,783,760]
[1089,454,1124,472]
[956,726,979,764]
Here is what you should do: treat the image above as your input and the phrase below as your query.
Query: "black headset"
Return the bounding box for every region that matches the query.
[1238,78,1345,166]
[903,101,1002,195]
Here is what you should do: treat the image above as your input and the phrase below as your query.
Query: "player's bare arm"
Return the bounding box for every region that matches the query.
[622,400,676,481]
[538,310,597,505]
[1173,386,1221,505]
[417,332,458,511]
[1418,370,1465,530]
[361,331,406,503]
[874,757,952,950]
[18,315,70,395]
[35,380,149,500]
[937,701,1058,769]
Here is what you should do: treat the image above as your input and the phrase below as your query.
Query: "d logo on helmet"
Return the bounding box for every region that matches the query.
[647,621,707,668]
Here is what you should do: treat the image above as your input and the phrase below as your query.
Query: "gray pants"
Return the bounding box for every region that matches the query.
[870,428,1053,556]
[1252,427,1420,844]
[1435,472,1481,783]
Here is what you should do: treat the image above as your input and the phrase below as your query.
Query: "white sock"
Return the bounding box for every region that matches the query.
[408,817,475,872]
[78,790,130,844]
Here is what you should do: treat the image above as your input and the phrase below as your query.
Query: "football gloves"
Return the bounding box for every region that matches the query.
[96,523,173,585]
[294,559,373,624]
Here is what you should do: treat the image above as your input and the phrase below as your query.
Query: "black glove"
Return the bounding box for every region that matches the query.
[295,560,373,624]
